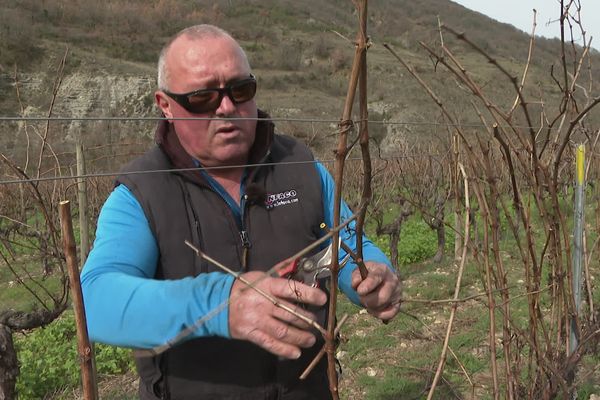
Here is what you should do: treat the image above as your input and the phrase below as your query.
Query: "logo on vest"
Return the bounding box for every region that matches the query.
[265,189,299,210]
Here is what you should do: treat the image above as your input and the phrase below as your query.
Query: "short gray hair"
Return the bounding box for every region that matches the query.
[157,25,242,91]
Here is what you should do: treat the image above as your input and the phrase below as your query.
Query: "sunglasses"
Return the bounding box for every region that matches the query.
[163,74,257,114]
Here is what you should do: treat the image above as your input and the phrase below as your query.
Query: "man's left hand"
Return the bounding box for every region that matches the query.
[351,261,402,321]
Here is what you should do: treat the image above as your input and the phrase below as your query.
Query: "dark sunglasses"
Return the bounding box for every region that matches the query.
[163,74,257,114]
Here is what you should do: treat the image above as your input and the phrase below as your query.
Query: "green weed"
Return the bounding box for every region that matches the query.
[15,311,135,400]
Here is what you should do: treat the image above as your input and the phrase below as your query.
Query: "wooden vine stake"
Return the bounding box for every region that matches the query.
[327,0,370,398]
[59,200,98,400]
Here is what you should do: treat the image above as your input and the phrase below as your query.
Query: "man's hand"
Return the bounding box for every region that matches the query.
[228,271,327,359]
[351,261,402,321]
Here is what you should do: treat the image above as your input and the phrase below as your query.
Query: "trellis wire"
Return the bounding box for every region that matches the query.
[0,154,447,185]
[0,115,579,130]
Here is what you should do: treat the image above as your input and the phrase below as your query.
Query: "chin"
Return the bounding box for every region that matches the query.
[216,153,248,167]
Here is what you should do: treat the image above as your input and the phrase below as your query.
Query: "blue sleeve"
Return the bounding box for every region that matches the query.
[316,162,393,306]
[81,184,235,349]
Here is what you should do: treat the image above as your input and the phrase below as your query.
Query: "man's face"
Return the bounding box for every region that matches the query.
[156,35,258,167]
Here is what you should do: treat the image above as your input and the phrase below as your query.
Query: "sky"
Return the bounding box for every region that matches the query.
[452,0,600,50]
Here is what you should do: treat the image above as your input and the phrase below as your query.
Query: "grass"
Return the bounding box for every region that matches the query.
[0,252,66,312]
[337,289,491,399]
[2,205,600,398]
[0,203,96,312]
[337,200,600,398]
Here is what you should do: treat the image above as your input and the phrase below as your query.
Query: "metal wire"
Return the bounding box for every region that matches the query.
[0,114,565,130]
[0,154,445,185]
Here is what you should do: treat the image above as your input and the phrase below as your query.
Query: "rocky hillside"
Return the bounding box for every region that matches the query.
[1,0,599,167]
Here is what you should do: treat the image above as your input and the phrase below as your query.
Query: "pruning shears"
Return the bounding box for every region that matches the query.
[272,239,351,287]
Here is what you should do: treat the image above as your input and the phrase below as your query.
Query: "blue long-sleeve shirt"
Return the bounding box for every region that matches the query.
[81,162,391,348]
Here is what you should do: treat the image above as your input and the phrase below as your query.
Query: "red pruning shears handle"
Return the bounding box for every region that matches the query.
[274,258,300,279]
[271,240,349,287]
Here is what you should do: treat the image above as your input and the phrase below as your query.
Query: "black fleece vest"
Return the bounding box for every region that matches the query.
[117,134,329,400]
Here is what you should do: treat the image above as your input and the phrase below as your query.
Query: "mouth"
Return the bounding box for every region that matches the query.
[216,124,239,135]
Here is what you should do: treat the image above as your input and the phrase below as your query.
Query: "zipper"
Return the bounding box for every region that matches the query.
[237,150,270,267]
[239,193,251,249]
[237,149,270,250]
[189,150,271,268]
[239,230,251,248]
[181,181,206,273]
[239,193,250,268]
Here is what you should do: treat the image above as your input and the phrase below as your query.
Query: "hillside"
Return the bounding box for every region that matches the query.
[1,0,599,165]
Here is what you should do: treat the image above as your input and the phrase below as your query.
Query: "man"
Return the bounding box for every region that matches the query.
[81,24,401,400]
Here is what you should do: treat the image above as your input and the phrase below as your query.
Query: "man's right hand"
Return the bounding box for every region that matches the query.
[228,271,327,359]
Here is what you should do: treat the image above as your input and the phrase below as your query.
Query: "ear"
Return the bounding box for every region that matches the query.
[155,91,174,119]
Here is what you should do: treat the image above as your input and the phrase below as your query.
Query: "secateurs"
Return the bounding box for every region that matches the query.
[273,239,351,287]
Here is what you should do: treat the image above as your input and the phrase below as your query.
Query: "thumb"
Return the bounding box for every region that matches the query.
[351,266,365,290]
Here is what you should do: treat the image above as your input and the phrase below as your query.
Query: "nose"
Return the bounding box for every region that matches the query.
[215,92,237,116]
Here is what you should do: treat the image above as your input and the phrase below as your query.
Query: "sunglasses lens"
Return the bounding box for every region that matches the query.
[187,91,220,113]
[171,77,257,113]
[230,80,257,103]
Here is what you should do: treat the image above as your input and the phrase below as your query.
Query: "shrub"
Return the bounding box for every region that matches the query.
[15,311,135,399]
[313,35,332,59]
[397,218,438,265]
[330,48,350,73]
[369,216,440,266]
[274,39,304,71]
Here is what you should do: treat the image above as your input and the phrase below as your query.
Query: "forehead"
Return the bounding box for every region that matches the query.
[166,35,250,91]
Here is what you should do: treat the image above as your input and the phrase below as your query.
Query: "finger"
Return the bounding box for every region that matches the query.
[355,270,385,296]
[270,278,327,306]
[368,302,401,321]
[261,316,317,349]
[246,328,305,359]
[352,262,388,288]
[363,275,402,308]
[351,267,364,290]
[360,281,393,310]
[245,315,318,359]
[271,301,318,330]
[354,262,394,293]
